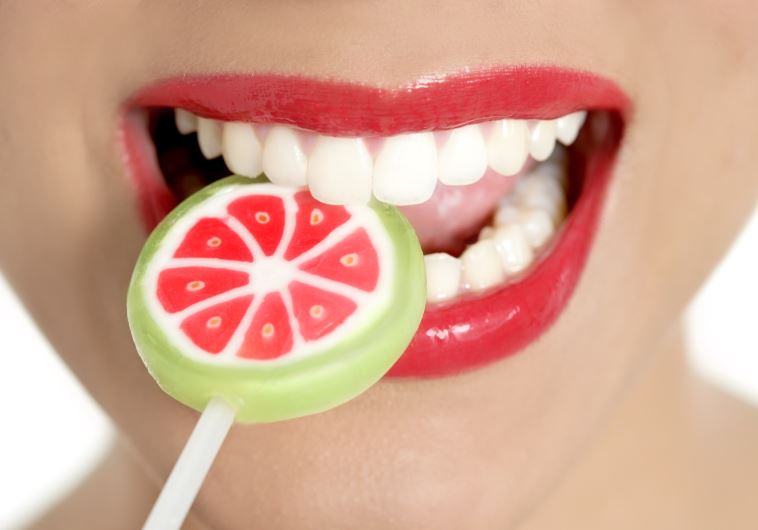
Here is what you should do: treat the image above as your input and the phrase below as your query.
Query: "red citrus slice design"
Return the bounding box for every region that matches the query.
[288,281,357,341]
[227,194,286,256]
[298,228,379,292]
[284,191,351,260]
[173,217,253,261]
[239,293,294,360]
[157,267,249,313]
[142,183,394,363]
[180,295,254,354]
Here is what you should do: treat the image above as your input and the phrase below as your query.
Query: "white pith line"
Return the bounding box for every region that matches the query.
[279,287,305,349]
[218,294,264,358]
[289,219,361,267]
[166,257,252,273]
[169,284,254,324]
[273,193,298,258]
[294,271,370,303]
[224,215,265,260]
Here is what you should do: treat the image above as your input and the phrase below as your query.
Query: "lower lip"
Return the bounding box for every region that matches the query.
[121,67,627,378]
[389,116,621,376]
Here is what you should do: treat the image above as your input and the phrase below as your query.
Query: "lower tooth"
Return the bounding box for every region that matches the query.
[515,175,564,207]
[517,209,555,249]
[514,179,567,224]
[461,239,505,291]
[424,253,462,302]
[479,226,495,240]
[521,192,566,224]
[493,224,534,274]
[196,118,223,159]
[494,203,520,227]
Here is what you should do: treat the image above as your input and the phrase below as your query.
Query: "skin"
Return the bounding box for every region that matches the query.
[1,1,757,528]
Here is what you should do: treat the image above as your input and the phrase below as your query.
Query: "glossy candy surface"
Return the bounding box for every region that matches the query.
[128,176,425,422]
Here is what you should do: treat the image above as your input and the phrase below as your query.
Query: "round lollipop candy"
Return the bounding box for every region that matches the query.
[127,176,425,529]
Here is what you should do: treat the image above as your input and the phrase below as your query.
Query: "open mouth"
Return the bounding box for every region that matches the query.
[121,67,629,378]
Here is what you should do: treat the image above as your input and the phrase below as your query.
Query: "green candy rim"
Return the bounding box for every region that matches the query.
[127,176,426,423]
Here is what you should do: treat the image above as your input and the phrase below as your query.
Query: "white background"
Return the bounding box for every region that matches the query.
[1,207,757,529]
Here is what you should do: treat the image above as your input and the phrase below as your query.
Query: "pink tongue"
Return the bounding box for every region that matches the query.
[399,168,521,254]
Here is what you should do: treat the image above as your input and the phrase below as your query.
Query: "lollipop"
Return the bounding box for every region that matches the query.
[127,176,426,529]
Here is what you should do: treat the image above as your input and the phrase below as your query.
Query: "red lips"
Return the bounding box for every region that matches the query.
[121,67,629,378]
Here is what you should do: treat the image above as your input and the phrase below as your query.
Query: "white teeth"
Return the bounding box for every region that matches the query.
[517,209,555,249]
[222,122,262,178]
[461,239,505,291]
[478,226,495,241]
[528,120,557,162]
[486,119,529,176]
[494,203,520,227]
[261,125,308,187]
[174,109,197,135]
[424,253,462,302]
[437,125,488,186]
[492,224,534,275]
[175,107,582,303]
[555,111,587,145]
[514,175,567,224]
[515,171,565,205]
[307,136,373,204]
[196,118,223,159]
[373,132,438,205]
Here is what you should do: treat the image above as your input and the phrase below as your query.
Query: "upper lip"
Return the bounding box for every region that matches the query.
[122,65,630,378]
[128,66,630,136]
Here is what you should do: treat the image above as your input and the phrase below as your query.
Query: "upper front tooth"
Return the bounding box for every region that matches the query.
[196,118,223,159]
[373,132,438,205]
[222,122,262,178]
[424,253,462,302]
[437,124,488,186]
[461,239,505,291]
[492,224,534,275]
[486,119,529,176]
[261,125,307,187]
[555,111,587,145]
[528,120,557,162]
[307,136,373,204]
[174,109,197,135]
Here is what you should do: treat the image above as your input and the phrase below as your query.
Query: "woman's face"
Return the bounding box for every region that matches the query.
[2,1,757,528]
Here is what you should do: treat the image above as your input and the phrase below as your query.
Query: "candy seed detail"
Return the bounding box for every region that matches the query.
[309,305,324,319]
[186,280,205,291]
[206,236,222,248]
[261,323,275,338]
[340,253,358,267]
[206,316,222,328]
[255,211,270,224]
[310,209,324,226]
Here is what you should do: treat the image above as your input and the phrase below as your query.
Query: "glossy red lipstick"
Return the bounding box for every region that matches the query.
[121,66,630,378]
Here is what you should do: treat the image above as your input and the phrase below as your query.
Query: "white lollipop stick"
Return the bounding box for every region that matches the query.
[143,397,237,530]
